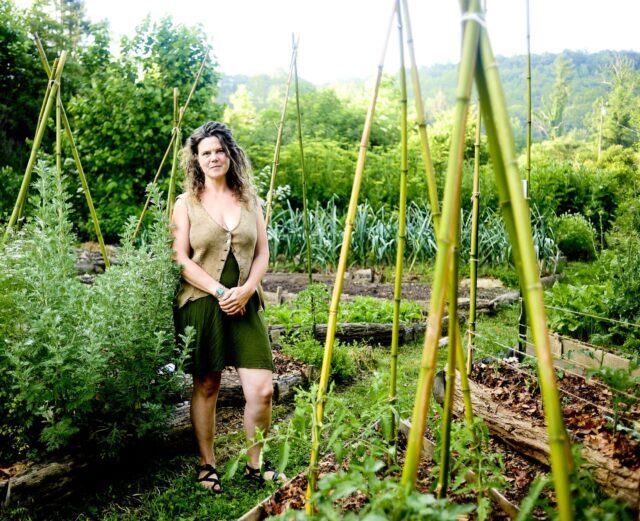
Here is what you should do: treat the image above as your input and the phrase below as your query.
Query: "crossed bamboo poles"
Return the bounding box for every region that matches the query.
[304,0,575,519]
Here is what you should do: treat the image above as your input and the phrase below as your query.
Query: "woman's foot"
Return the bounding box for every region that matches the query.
[196,463,223,493]
[244,460,286,486]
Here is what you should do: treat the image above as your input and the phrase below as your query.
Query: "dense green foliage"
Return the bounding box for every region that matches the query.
[0,164,188,462]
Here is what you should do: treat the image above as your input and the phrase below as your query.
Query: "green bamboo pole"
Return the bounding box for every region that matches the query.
[56,90,62,179]
[474,21,574,521]
[133,52,209,239]
[264,38,299,227]
[32,41,110,268]
[389,0,409,412]
[167,88,181,217]
[518,0,533,356]
[401,0,482,489]
[401,0,441,233]
[436,227,460,498]
[466,104,481,373]
[5,52,67,239]
[305,3,397,512]
[293,38,315,330]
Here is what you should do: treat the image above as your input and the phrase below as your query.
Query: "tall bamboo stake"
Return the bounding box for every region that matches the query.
[264,38,299,227]
[389,0,409,413]
[525,0,532,188]
[436,227,460,498]
[133,52,209,239]
[31,41,110,268]
[474,20,575,521]
[293,38,315,329]
[5,52,67,239]
[401,0,482,488]
[401,0,441,233]
[466,104,481,373]
[167,88,181,217]
[305,3,397,512]
[55,90,62,179]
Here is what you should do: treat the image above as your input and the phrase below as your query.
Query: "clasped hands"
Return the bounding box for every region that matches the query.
[217,285,254,317]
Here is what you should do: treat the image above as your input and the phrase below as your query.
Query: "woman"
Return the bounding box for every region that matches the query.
[172,121,280,493]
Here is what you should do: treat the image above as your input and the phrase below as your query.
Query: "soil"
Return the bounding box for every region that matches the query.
[262,271,509,303]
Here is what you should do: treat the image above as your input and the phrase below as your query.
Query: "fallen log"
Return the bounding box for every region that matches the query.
[1,369,311,509]
[268,322,428,346]
[452,373,640,511]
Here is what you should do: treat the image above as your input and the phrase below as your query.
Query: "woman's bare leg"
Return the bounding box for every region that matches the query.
[191,372,222,489]
[237,368,274,473]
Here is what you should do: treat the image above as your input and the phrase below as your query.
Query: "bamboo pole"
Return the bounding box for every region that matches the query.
[474,20,575,521]
[5,52,67,239]
[133,51,209,239]
[436,228,460,498]
[293,37,315,330]
[264,38,299,227]
[31,40,110,268]
[466,104,481,373]
[167,88,181,217]
[525,0,532,188]
[401,0,482,488]
[401,0,441,233]
[389,0,409,412]
[305,2,397,512]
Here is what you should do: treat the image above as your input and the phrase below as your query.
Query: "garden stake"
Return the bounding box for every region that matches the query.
[436,228,461,498]
[5,51,67,239]
[167,88,180,217]
[134,51,209,238]
[32,41,110,268]
[401,0,441,233]
[474,21,575,521]
[466,103,482,373]
[305,2,397,512]
[401,0,481,489]
[389,0,409,421]
[518,0,533,357]
[264,37,299,227]
[293,37,316,330]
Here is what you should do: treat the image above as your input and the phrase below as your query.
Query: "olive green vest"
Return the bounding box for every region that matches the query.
[175,193,260,309]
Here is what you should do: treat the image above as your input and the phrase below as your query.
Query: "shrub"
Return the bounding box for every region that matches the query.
[553,213,597,260]
[0,163,189,462]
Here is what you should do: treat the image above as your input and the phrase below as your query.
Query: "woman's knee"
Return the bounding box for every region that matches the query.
[194,373,222,398]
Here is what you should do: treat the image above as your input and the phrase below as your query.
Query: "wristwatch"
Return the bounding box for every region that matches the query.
[215,286,225,299]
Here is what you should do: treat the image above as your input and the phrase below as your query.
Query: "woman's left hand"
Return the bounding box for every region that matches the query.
[219,285,254,316]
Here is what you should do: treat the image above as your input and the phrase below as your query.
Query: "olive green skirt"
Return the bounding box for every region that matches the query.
[174,252,273,376]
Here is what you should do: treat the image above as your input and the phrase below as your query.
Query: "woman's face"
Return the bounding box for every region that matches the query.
[197,136,230,181]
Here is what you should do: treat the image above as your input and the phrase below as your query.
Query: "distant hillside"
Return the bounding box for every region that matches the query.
[218,50,640,141]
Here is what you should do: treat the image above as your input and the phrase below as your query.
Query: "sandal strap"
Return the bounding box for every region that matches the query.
[263,460,280,481]
[196,464,222,486]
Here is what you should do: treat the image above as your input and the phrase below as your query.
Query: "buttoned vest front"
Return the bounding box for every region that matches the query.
[175,193,259,309]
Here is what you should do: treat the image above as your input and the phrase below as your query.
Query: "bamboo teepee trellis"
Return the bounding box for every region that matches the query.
[304,1,575,519]
[4,40,111,269]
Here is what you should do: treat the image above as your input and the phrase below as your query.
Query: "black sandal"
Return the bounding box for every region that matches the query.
[244,460,279,486]
[196,463,223,494]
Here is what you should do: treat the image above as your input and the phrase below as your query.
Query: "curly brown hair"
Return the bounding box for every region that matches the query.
[182,121,254,201]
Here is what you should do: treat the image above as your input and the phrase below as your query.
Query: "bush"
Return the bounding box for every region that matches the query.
[0,163,189,462]
[553,213,597,260]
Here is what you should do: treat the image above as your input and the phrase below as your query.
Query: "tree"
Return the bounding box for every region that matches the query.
[602,56,639,149]
[67,16,221,239]
[536,55,572,139]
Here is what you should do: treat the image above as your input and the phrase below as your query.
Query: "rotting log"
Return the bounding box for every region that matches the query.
[452,373,640,511]
[1,370,311,509]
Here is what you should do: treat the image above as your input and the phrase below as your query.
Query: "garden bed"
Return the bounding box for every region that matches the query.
[0,349,312,509]
[453,360,640,510]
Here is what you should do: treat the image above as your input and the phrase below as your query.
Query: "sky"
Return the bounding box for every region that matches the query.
[15,0,640,84]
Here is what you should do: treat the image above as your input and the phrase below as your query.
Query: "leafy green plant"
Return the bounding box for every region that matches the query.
[553,213,597,261]
[0,164,189,462]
